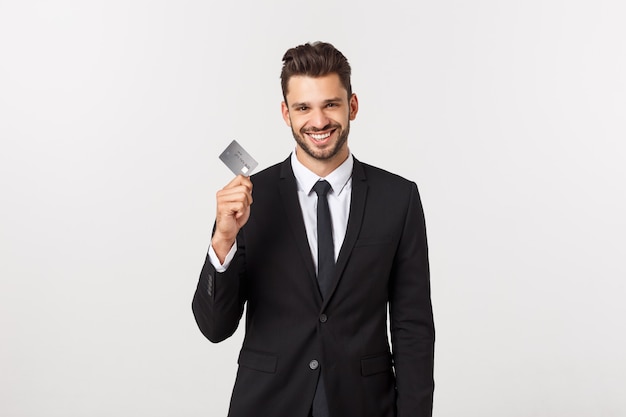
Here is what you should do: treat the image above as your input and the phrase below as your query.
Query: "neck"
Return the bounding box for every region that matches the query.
[296,147,349,177]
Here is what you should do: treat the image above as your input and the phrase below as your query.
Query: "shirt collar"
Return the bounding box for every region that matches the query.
[290,150,353,196]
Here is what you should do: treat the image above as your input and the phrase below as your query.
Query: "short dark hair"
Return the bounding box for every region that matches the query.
[280,42,352,102]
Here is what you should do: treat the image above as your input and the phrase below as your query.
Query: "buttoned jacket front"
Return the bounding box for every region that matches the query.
[193,156,434,417]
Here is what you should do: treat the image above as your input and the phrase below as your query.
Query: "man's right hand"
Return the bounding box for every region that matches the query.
[212,175,253,263]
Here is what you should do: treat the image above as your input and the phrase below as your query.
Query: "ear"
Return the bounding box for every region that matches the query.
[349,93,359,121]
[281,101,291,126]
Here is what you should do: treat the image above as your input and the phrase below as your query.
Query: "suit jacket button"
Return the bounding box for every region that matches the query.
[309,360,319,370]
[319,314,327,323]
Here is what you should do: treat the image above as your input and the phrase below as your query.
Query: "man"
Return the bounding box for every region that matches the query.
[193,41,434,417]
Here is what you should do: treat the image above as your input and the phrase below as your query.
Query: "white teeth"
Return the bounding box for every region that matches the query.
[310,132,331,140]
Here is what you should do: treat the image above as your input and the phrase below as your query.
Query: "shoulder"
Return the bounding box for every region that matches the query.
[247,157,296,200]
[354,158,417,191]
[249,157,289,184]
[354,159,426,223]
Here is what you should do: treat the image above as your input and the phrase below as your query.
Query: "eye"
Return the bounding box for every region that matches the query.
[326,102,337,108]
[297,106,308,111]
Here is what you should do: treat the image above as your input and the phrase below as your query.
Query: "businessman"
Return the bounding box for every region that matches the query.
[193,41,434,417]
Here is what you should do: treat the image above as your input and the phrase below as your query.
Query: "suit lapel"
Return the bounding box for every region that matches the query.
[278,158,320,296]
[323,158,368,308]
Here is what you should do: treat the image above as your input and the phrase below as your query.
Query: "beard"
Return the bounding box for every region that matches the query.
[291,121,350,161]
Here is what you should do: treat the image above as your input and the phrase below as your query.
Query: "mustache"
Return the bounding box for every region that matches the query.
[302,123,341,133]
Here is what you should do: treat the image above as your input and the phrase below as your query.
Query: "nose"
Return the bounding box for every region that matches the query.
[309,108,331,130]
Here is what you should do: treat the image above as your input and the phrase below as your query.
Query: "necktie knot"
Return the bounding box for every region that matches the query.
[313,180,332,197]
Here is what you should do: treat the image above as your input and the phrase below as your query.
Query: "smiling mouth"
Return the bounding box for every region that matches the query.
[310,132,331,140]
[305,129,336,142]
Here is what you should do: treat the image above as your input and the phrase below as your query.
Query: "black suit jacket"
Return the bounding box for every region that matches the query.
[193,157,434,417]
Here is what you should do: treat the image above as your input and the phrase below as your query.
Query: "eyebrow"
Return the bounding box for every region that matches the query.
[289,97,344,109]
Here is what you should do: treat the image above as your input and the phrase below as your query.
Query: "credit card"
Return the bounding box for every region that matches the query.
[219,140,258,176]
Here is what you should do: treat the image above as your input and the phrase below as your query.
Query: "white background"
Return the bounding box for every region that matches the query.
[1,1,625,416]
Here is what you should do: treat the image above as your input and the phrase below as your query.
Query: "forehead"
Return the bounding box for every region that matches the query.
[285,74,348,102]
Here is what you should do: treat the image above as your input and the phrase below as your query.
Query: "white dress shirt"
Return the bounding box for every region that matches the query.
[209,151,353,271]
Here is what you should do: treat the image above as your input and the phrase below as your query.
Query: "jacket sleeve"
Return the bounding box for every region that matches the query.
[389,182,435,417]
[192,232,247,343]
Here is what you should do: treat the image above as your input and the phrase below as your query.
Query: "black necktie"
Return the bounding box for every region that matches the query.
[313,180,334,299]
[311,180,333,417]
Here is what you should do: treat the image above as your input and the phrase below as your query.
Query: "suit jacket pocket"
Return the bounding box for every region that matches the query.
[361,353,393,376]
[238,348,277,373]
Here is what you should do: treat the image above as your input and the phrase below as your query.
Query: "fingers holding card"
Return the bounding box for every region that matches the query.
[213,141,257,261]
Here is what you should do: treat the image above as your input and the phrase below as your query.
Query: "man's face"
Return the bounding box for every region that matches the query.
[281,74,358,170]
